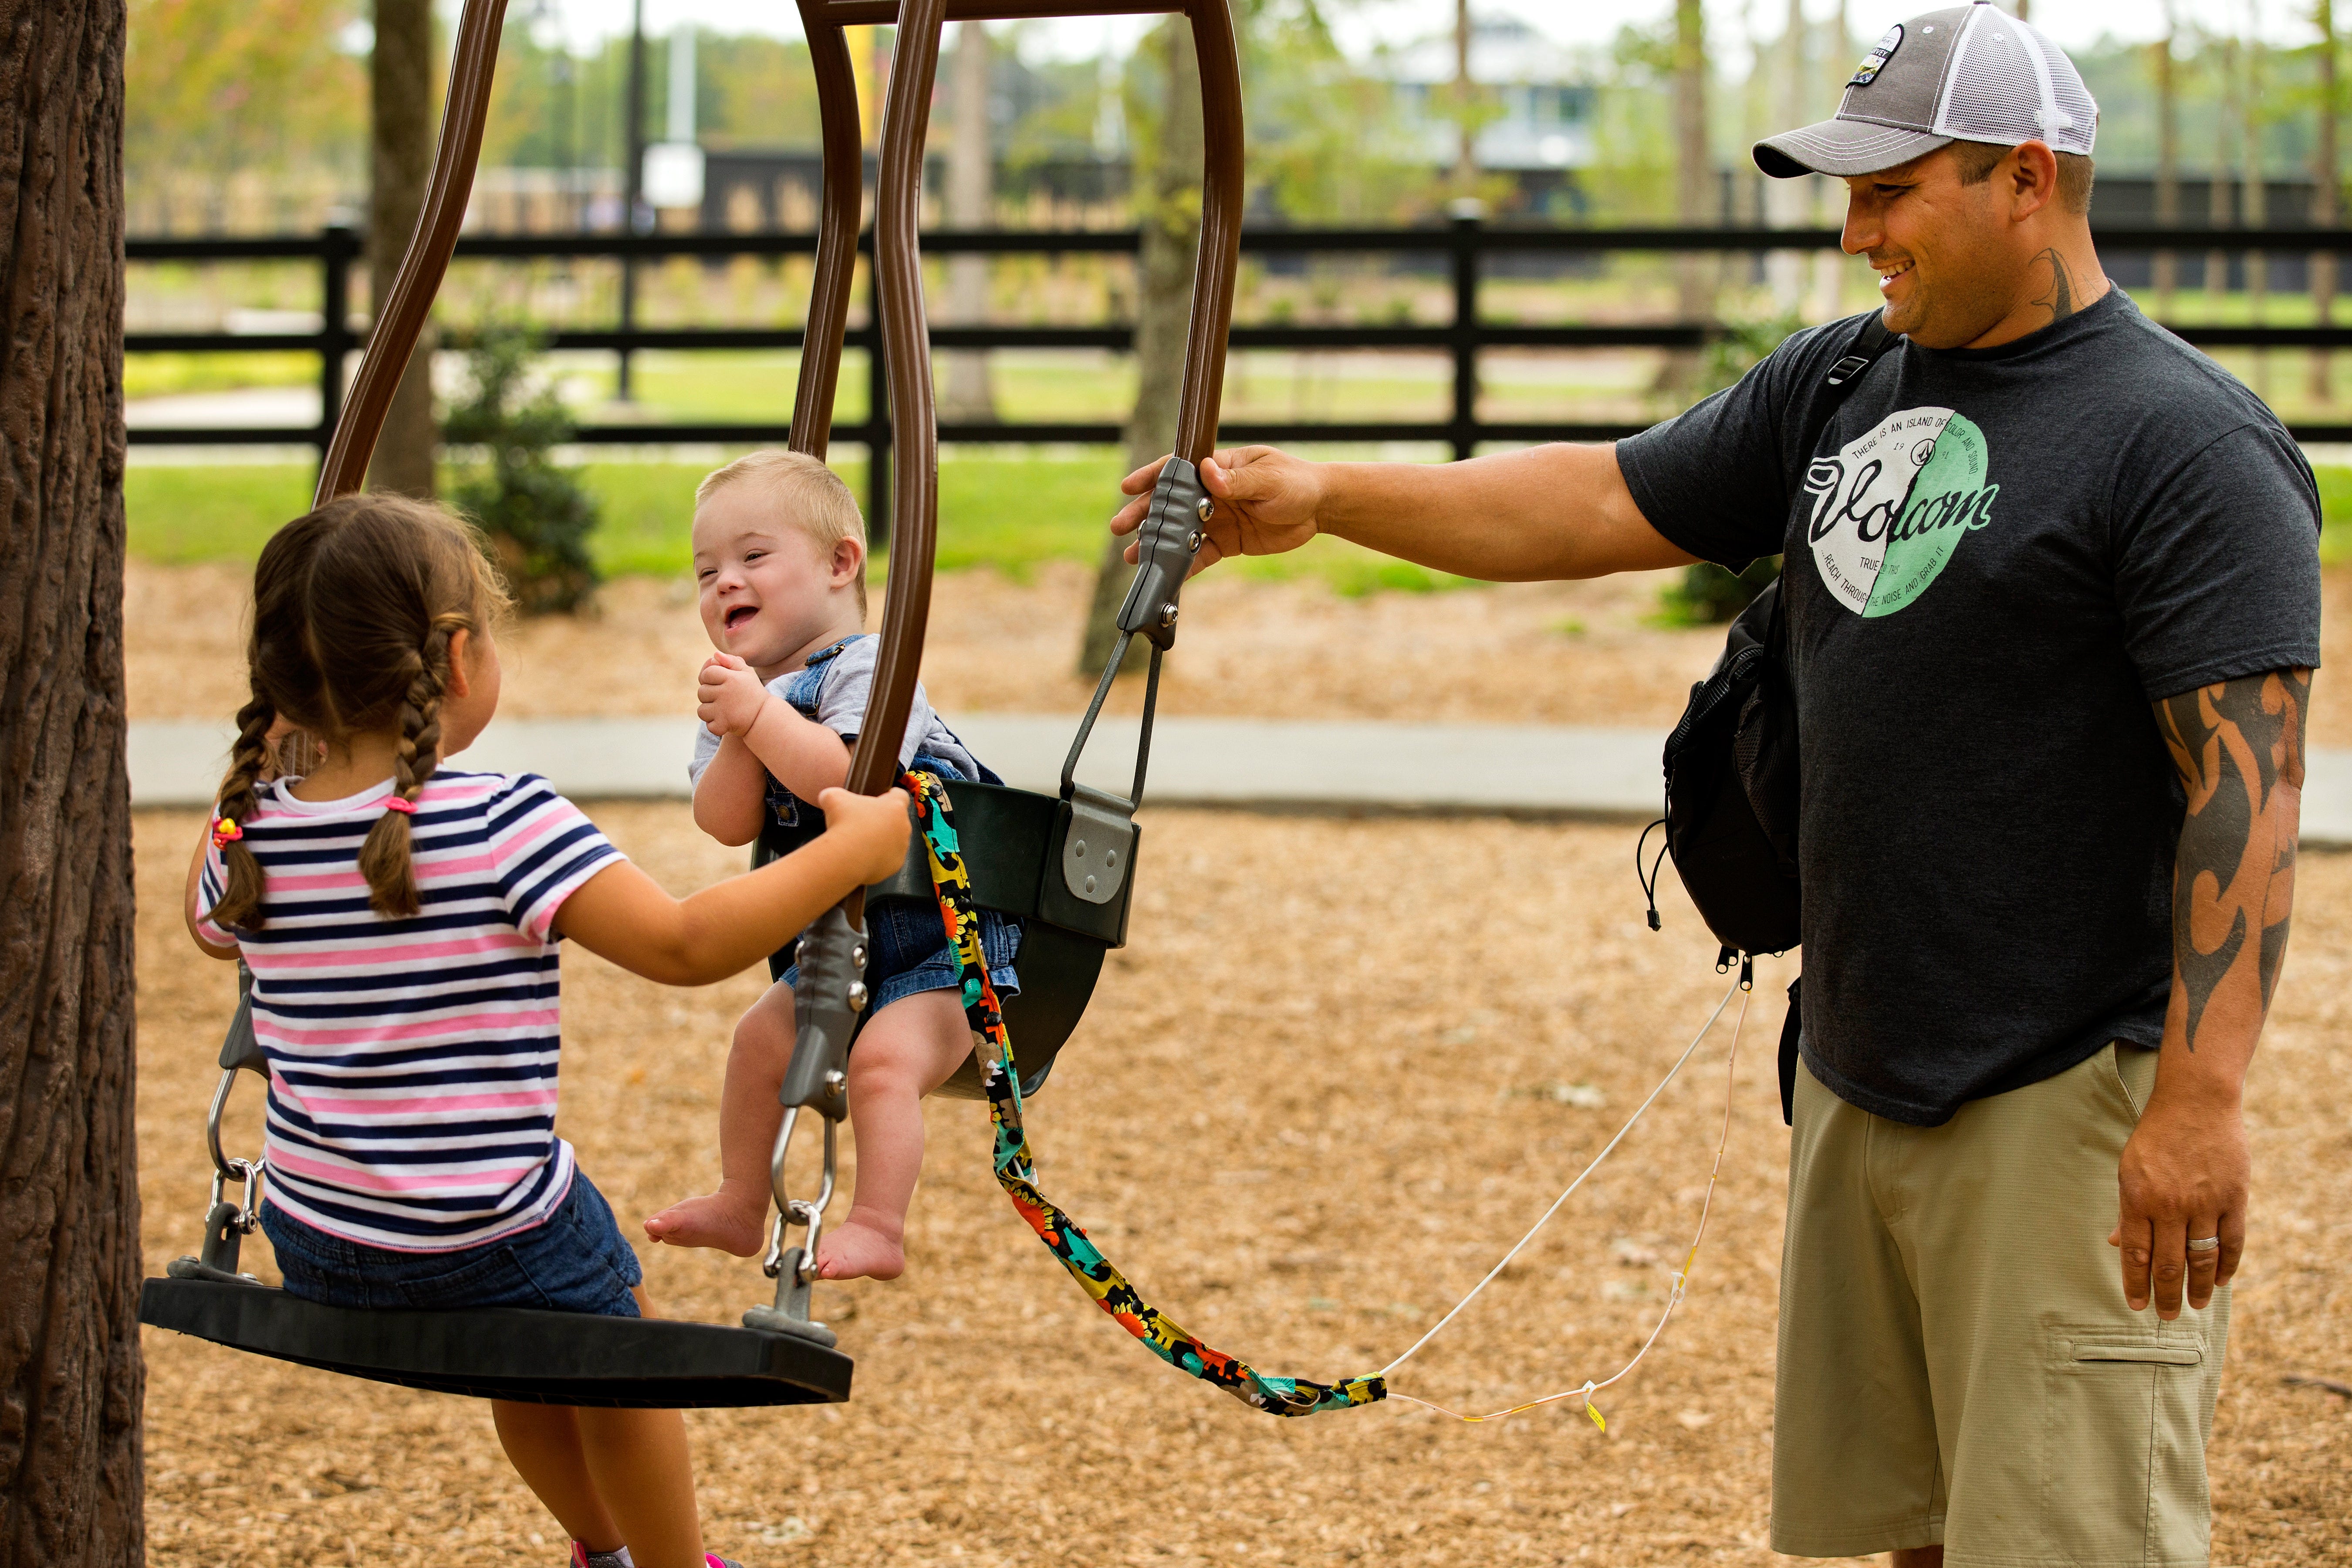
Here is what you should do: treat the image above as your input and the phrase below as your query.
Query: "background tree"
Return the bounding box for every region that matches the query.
[943,20,998,422]
[2155,4,2181,316]
[2312,0,2338,402]
[0,5,143,1565]
[367,0,437,497]
[1667,0,1712,388]
[1079,16,1200,675]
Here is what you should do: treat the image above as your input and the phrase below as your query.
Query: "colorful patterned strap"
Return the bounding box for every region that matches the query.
[903,772,1386,1417]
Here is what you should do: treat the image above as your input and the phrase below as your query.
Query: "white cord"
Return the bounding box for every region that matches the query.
[1381,977,1752,1425]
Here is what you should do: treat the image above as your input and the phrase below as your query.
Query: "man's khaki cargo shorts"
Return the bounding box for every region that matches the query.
[1771,1043,2229,1566]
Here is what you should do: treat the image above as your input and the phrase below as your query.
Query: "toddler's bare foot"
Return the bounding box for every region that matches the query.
[814,1216,906,1281]
[642,1183,769,1257]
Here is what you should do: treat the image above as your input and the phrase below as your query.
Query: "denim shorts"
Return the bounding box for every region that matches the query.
[260,1170,644,1318]
[784,898,1021,1015]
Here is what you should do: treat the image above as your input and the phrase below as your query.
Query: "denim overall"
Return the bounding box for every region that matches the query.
[762,637,1021,1013]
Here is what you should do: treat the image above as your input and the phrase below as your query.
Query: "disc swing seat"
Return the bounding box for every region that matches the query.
[138,0,1237,1408]
[135,0,869,1410]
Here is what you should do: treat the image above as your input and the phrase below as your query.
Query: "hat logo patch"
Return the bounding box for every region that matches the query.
[1849,24,1903,87]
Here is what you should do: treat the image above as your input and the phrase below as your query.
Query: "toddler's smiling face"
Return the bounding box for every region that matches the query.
[692,485,860,675]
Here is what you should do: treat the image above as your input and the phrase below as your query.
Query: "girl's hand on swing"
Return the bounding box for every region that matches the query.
[1112,446,1324,577]
[698,653,770,737]
[817,786,914,884]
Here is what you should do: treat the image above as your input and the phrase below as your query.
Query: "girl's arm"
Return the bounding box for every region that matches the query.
[692,732,772,847]
[553,786,910,986]
[183,828,241,961]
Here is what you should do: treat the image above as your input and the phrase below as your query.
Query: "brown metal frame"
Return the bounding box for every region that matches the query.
[315,0,511,506]
[314,0,1241,801]
[803,0,1245,798]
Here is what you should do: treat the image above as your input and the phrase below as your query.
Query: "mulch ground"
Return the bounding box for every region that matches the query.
[135,803,2352,1568]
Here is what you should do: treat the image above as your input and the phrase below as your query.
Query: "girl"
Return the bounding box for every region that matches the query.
[183,494,909,1568]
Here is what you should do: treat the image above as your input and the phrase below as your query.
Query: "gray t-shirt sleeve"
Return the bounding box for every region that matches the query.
[1616,319,1857,569]
[813,637,939,769]
[2112,421,2323,701]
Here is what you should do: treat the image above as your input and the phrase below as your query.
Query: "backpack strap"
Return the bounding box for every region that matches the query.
[1775,315,1899,1124]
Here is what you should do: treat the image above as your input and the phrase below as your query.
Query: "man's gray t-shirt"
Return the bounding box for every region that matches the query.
[1619,290,2322,1125]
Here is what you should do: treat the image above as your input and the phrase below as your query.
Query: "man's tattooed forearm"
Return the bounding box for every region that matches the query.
[2156,669,2310,1049]
[2032,247,2078,323]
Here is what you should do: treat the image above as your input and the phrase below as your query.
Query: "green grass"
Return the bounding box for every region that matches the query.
[125,452,1470,598]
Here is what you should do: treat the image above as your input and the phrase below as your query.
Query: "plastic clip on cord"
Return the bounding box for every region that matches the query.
[741,906,868,1346]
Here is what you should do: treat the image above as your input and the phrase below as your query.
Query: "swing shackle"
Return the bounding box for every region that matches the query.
[761,1105,838,1282]
[743,1106,842,1348]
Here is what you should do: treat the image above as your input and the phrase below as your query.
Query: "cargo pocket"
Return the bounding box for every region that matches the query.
[2040,1326,2212,1566]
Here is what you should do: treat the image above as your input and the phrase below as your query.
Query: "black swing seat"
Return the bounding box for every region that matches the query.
[761,777,1139,1100]
[138,1275,853,1407]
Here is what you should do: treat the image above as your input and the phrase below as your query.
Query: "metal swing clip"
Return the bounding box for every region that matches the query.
[743,902,864,1346]
[169,969,269,1285]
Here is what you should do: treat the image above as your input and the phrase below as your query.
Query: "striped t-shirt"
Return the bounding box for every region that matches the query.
[195,770,622,1251]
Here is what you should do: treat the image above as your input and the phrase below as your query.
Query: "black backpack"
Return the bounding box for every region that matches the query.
[1643,312,1898,1121]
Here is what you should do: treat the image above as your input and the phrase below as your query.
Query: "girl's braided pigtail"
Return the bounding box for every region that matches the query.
[356,611,466,918]
[207,689,280,931]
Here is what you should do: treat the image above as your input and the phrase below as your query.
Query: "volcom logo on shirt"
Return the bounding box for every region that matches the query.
[1804,406,1997,617]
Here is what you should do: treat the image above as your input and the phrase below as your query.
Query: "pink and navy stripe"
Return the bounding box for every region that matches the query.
[196,770,622,1251]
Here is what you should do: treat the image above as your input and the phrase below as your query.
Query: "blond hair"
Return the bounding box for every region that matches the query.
[210,495,511,930]
[696,449,868,615]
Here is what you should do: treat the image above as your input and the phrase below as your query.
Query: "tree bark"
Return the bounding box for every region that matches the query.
[2244,36,2268,402]
[1451,0,1475,193]
[942,20,997,422]
[0,5,143,1566]
[1079,20,1201,676]
[367,0,437,497]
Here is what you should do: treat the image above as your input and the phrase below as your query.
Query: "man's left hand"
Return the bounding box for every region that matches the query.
[2110,1088,2248,1319]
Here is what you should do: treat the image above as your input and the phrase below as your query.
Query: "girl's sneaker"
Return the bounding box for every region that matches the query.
[571,1547,633,1568]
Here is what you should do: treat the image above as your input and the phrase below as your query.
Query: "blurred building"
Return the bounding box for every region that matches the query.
[1382,17,1596,219]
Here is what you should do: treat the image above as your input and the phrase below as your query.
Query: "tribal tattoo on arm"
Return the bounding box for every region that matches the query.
[2154,669,2311,1051]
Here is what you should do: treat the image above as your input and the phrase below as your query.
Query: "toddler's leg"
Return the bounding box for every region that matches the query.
[814,989,973,1281]
[644,979,795,1256]
[490,1290,709,1568]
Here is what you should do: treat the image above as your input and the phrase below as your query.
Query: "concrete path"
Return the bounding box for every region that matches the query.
[125,713,2352,847]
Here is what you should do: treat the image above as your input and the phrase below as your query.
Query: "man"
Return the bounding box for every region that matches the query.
[1112,5,2319,1563]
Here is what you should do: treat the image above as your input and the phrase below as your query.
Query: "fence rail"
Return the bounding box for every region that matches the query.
[130,219,2352,521]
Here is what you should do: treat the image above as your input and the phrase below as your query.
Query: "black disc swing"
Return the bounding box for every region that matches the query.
[139,0,1235,1408]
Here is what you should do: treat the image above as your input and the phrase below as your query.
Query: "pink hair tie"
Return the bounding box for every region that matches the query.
[382,797,418,816]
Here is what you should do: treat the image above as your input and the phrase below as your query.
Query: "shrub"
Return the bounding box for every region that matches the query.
[443,326,600,614]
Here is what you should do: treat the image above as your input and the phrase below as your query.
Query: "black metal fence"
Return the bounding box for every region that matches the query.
[131,218,2352,520]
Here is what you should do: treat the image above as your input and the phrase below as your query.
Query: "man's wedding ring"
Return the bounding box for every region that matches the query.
[2186,1236,2222,1252]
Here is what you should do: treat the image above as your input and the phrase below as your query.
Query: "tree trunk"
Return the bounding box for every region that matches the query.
[1665,0,1712,390]
[1451,0,1476,193]
[1079,20,1201,676]
[2153,10,2178,316]
[367,0,436,497]
[942,20,997,422]
[2312,0,2337,402]
[1764,0,1809,313]
[2244,37,2268,402]
[1810,0,1849,319]
[0,6,143,1566]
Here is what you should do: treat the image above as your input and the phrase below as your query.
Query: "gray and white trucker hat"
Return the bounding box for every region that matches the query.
[1754,0,2097,179]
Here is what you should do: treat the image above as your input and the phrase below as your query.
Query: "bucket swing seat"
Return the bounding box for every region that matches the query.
[139,0,1244,1402]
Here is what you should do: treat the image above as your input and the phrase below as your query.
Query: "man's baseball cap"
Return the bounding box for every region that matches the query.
[1754,0,2097,179]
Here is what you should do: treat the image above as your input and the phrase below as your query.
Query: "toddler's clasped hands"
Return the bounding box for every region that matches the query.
[697,652,772,737]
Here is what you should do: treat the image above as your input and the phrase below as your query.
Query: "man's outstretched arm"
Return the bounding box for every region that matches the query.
[1110,443,1698,583]
[2116,667,2310,1319]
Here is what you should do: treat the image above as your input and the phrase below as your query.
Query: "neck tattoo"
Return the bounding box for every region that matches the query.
[2031,247,2078,323]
